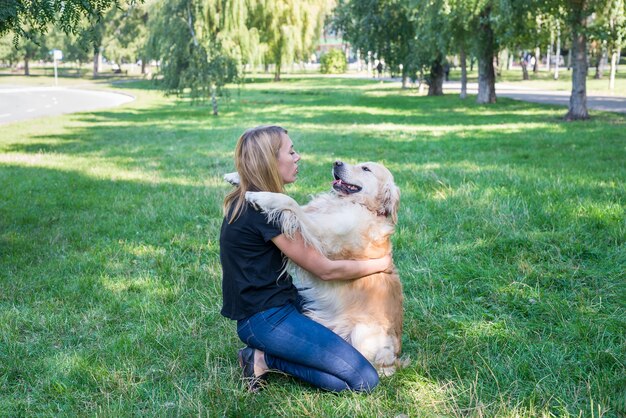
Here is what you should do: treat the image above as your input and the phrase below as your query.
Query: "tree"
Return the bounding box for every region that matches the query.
[591,0,625,89]
[409,0,454,95]
[565,1,591,119]
[248,0,332,81]
[0,34,20,66]
[333,0,417,88]
[474,2,498,103]
[147,0,237,115]
[0,0,127,42]
[203,0,266,74]
[533,0,620,120]
[320,48,348,73]
[465,0,542,104]
[103,3,150,74]
[448,0,475,99]
[0,30,49,75]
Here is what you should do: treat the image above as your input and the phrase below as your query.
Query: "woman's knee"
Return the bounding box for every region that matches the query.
[349,364,379,393]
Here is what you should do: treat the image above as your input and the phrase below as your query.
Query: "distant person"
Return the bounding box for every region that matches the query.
[443,63,450,81]
[376,61,383,78]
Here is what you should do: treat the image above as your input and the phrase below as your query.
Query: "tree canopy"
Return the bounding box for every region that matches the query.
[0,0,127,41]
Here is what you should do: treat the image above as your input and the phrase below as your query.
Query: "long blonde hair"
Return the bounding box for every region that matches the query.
[223,125,288,223]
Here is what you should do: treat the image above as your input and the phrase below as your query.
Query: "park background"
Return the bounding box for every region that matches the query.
[1,0,625,416]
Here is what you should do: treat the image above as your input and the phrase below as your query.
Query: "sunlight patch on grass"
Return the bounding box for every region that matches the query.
[461,319,513,340]
[0,153,201,186]
[293,121,558,139]
[100,273,172,299]
[397,374,459,416]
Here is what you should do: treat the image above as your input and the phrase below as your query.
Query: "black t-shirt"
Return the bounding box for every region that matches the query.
[220,202,298,320]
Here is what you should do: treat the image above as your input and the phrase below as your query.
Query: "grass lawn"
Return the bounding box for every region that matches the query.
[0,75,624,416]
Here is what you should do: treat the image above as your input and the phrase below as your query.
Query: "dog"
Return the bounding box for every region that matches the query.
[224,160,404,376]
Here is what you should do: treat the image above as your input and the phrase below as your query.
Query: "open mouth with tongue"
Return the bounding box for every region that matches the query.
[332,173,362,194]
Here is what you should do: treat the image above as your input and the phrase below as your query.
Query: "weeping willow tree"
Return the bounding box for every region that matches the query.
[248,0,334,81]
[147,0,239,115]
[203,0,266,73]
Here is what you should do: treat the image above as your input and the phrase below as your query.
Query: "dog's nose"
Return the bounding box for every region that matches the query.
[334,161,343,167]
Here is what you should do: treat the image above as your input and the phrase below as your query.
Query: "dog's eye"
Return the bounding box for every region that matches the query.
[362,166,371,172]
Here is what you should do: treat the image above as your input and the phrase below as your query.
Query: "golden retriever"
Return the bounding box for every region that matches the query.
[225,160,404,376]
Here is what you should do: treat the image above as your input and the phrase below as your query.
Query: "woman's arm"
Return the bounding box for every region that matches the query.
[272,232,392,281]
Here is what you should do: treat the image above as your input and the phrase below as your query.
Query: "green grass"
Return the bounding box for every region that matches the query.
[1,75,625,417]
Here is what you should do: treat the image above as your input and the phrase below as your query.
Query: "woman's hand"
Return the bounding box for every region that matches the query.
[378,253,394,274]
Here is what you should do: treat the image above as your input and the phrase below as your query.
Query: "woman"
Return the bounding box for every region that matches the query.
[220,125,391,393]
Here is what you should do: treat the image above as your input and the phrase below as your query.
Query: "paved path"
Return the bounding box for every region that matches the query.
[441,81,626,113]
[0,85,135,125]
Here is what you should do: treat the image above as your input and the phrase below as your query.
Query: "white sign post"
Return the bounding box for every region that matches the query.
[52,49,63,85]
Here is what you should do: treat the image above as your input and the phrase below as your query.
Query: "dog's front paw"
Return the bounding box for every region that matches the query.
[224,172,240,186]
[245,191,296,212]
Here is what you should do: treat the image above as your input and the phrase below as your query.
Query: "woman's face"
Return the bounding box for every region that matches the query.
[277,134,300,185]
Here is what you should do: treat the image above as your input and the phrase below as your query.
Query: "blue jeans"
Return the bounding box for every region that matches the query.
[237,301,379,393]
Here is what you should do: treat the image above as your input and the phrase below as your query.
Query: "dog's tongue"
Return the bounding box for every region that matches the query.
[332,179,342,186]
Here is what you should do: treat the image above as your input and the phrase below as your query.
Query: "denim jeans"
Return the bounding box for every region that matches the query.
[236,301,379,393]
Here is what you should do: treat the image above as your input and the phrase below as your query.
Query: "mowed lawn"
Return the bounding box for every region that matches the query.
[0,76,624,417]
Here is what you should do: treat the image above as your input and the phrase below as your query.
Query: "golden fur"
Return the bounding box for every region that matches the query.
[225,161,404,375]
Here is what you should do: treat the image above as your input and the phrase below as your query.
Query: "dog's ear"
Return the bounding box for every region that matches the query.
[224,172,240,186]
[382,182,400,224]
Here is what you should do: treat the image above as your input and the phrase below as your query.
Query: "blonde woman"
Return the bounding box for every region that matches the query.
[220,125,391,393]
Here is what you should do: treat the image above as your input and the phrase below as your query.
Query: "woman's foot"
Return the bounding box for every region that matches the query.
[238,347,268,393]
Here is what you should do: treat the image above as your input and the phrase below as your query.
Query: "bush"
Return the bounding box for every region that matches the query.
[320,49,347,74]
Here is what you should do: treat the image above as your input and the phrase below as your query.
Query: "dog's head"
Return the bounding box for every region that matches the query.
[331,160,400,223]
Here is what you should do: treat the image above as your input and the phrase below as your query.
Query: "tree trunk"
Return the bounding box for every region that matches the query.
[460,47,467,99]
[567,48,572,70]
[495,52,501,76]
[93,47,101,77]
[24,57,30,76]
[141,58,146,75]
[274,63,281,81]
[554,21,561,80]
[595,45,607,79]
[211,85,218,116]
[609,50,617,90]
[401,73,409,89]
[521,59,529,80]
[427,60,444,96]
[566,23,589,120]
[476,7,496,104]
[547,28,554,72]
[534,46,541,72]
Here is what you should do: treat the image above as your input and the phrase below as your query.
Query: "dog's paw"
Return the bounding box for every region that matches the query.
[224,172,240,185]
[245,191,296,212]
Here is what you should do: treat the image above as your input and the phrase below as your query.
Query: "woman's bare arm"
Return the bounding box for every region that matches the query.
[272,232,392,281]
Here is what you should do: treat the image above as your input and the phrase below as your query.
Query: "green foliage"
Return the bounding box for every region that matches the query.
[0,75,624,416]
[320,48,347,73]
[247,0,332,80]
[333,0,418,79]
[147,0,237,110]
[0,0,129,43]
[102,3,149,67]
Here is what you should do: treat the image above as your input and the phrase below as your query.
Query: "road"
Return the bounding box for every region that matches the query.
[0,85,135,125]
